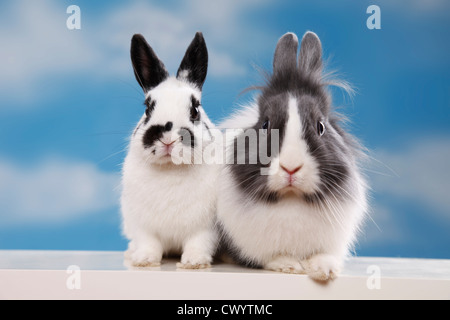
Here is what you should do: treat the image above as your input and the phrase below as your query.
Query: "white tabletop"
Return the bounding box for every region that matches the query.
[0,250,449,279]
[1,250,449,300]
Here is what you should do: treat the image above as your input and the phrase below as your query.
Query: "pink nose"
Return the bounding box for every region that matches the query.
[281,165,303,176]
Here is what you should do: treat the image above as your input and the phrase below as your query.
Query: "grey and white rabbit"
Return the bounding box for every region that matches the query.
[121,32,219,269]
[217,32,368,280]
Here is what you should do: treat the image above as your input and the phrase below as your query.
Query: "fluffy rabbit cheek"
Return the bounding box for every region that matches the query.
[267,96,321,196]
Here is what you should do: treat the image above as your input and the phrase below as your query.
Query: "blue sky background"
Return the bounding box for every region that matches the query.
[0,0,449,259]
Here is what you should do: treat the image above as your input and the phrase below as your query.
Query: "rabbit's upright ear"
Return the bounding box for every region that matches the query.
[177,32,208,90]
[298,31,323,77]
[131,34,169,92]
[273,32,299,75]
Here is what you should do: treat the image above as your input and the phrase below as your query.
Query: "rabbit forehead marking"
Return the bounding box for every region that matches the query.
[278,95,310,164]
[283,95,303,147]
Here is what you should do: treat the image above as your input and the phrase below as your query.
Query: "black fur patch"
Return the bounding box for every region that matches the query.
[190,95,201,123]
[164,121,173,132]
[142,123,172,148]
[142,125,164,148]
[143,97,156,125]
[131,34,169,92]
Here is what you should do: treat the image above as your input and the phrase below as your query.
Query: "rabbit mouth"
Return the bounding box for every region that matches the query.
[149,138,197,166]
[158,139,178,157]
[277,186,320,205]
[279,184,304,197]
[272,174,318,200]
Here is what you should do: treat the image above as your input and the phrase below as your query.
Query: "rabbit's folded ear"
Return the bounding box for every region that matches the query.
[130,34,169,92]
[273,32,299,75]
[177,32,208,90]
[298,31,323,77]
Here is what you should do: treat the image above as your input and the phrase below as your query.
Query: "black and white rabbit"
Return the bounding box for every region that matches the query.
[217,32,368,280]
[121,32,218,269]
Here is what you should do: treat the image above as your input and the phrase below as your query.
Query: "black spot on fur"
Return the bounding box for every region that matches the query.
[165,121,173,132]
[142,123,173,148]
[190,95,201,123]
[142,125,164,148]
[143,97,156,125]
[130,34,169,92]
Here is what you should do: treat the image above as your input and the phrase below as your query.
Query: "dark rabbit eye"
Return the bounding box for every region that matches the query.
[318,121,326,136]
[191,105,200,121]
[262,120,270,133]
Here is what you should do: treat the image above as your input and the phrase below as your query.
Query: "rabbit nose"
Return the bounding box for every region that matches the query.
[281,165,303,176]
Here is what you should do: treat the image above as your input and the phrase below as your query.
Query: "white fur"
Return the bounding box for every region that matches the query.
[267,96,321,195]
[121,77,219,268]
[217,96,367,280]
[219,102,260,130]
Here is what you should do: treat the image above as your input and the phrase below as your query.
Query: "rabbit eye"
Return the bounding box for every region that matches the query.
[318,121,326,136]
[262,120,270,133]
[190,96,201,122]
[190,105,200,121]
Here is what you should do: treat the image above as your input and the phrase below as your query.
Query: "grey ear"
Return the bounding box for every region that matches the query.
[273,32,299,75]
[130,34,169,92]
[298,31,322,76]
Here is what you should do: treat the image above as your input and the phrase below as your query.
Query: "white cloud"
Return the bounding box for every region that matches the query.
[0,1,100,103]
[360,205,407,247]
[381,0,449,14]
[0,158,120,226]
[370,137,450,222]
[358,136,450,248]
[96,0,264,76]
[0,0,271,105]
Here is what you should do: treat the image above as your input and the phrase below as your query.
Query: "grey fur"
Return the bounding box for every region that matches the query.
[229,32,364,207]
[299,31,323,76]
[273,33,299,75]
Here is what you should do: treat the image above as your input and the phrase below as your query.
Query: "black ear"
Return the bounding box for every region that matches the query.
[298,31,323,77]
[273,32,299,75]
[177,32,208,90]
[130,34,169,92]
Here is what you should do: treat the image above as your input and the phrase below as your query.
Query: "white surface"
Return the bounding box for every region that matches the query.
[0,250,449,300]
